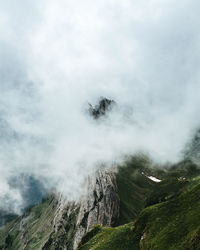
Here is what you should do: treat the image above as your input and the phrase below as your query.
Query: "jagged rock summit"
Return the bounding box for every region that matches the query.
[88,97,116,119]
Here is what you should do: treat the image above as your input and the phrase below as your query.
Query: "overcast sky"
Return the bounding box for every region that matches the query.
[0,0,200,213]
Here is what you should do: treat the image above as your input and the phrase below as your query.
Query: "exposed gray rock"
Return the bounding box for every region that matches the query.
[41,169,120,249]
[0,170,120,250]
[42,195,80,250]
[73,170,120,249]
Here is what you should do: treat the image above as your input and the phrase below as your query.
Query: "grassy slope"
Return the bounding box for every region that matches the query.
[0,196,56,250]
[0,155,157,249]
[115,157,200,226]
[78,182,200,250]
[1,157,200,249]
[0,195,80,250]
[115,156,156,226]
[78,161,200,250]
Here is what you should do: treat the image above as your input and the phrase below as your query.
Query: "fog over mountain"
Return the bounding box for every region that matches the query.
[0,0,200,214]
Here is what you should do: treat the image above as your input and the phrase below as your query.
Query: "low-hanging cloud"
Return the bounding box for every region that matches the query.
[0,0,200,213]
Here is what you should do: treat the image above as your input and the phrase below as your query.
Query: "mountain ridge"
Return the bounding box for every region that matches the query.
[1,156,200,249]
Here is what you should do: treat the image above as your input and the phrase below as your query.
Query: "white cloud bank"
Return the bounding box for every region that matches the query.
[0,0,200,212]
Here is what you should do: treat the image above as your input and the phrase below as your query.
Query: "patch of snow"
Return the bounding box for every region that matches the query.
[141,172,162,182]
[147,176,162,182]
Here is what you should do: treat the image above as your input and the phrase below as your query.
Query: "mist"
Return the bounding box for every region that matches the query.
[0,0,200,213]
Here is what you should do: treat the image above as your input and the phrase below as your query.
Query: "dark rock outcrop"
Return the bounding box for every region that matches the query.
[88,97,116,119]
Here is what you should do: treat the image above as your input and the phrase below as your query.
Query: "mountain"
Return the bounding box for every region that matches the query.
[78,176,200,250]
[0,170,120,250]
[0,156,200,249]
[88,97,116,120]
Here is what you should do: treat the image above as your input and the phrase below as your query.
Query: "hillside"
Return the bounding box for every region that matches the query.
[0,171,120,250]
[0,157,200,249]
[78,180,200,250]
[0,157,156,249]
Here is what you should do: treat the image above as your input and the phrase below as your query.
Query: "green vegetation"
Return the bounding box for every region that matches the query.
[0,196,79,250]
[115,156,200,225]
[78,177,200,250]
[1,156,200,249]
[0,196,55,250]
[115,156,156,225]
[78,223,137,250]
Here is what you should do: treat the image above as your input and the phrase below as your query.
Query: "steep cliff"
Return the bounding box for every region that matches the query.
[73,170,120,249]
[78,182,200,250]
[1,156,198,249]
[77,160,200,249]
[0,170,120,250]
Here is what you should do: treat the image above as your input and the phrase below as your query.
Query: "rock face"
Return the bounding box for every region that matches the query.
[0,170,120,250]
[88,97,116,119]
[42,198,80,250]
[43,170,120,249]
[73,170,120,249]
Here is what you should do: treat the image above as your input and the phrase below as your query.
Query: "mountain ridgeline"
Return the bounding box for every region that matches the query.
[1,155,200,249]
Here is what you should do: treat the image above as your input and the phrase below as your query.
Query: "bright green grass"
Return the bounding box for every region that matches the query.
[78,183,200,250]
[78,223,139,250]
